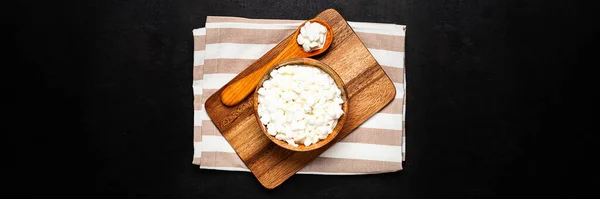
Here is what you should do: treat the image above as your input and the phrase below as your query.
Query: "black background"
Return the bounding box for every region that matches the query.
[7,0,581,198]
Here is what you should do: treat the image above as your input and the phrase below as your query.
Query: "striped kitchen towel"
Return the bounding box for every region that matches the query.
[192,16,406,174]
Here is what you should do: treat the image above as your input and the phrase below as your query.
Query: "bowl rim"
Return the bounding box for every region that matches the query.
[252,58,349,152]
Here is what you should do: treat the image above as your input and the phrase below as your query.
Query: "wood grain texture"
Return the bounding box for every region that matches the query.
[253,58,349,152]
[204,8,396,189]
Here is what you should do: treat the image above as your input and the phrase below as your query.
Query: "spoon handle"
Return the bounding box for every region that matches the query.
[220,44,301,106]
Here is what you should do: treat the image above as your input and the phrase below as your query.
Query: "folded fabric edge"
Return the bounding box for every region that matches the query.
[192,27,206,166]
[205,16,406,36]
[192,28,205,36]
[198,166,403,175]
[402,27,407,161]
[206,15,407,29]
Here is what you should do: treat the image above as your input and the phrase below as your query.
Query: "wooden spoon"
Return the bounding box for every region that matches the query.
[220,19,334,106]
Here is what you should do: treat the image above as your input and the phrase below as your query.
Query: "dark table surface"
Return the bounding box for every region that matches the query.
[9,0,580,198]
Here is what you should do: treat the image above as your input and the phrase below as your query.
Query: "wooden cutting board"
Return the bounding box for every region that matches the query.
[204,8,396,189]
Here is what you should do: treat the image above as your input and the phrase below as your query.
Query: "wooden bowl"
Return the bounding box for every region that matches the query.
[253,58,348,152]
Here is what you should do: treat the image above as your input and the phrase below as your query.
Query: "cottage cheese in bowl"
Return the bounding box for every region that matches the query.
[256,65,344,147]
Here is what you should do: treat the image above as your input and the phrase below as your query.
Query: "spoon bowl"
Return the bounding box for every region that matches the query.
[291,20,334,57]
